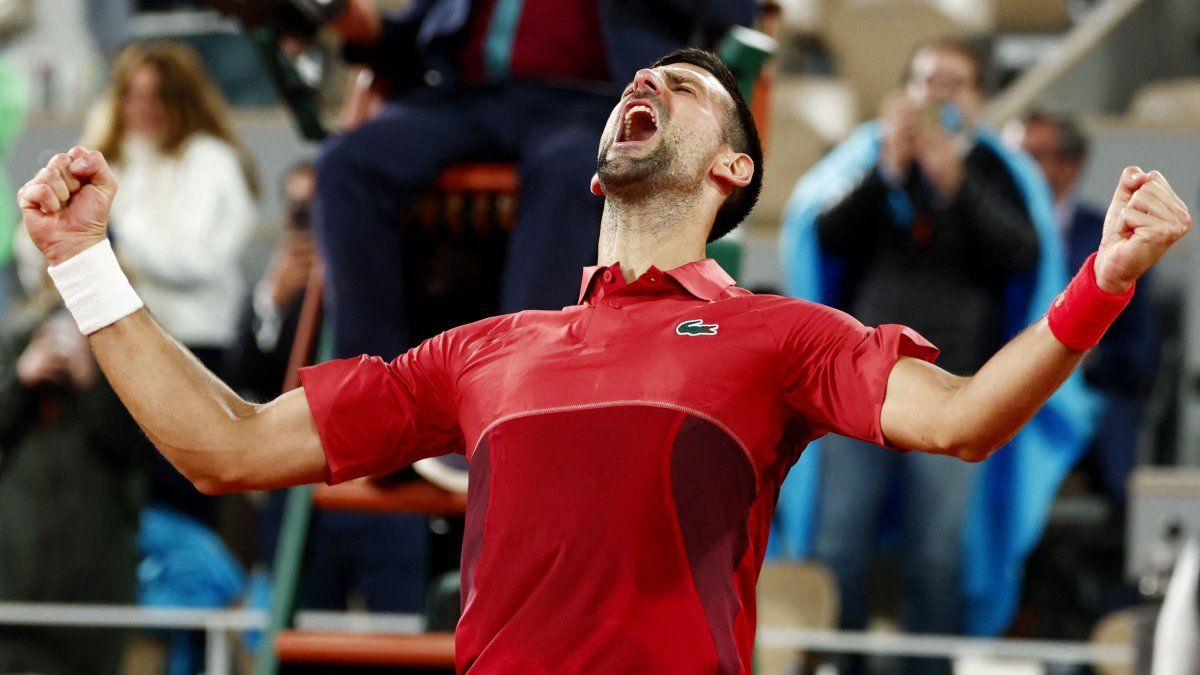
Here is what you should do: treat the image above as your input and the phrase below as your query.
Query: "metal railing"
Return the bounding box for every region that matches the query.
[0,602,423,675]
[0,602,1130,673]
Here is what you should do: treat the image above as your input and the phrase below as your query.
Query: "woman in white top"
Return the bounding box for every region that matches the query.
[80,42,258,525]
[81,42,258,363]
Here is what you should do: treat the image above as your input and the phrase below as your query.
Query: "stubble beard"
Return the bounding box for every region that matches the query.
[596,118,704,205]
[596,142,675,202]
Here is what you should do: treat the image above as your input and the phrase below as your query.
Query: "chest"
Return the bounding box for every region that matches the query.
[455,302,786,461]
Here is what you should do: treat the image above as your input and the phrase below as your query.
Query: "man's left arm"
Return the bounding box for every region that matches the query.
[881,168,1191,460]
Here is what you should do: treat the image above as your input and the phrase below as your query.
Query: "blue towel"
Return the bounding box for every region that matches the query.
[138,505,247,675]
[772,121,1097,635]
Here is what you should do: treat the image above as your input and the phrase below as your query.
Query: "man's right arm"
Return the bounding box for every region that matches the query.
[18,148,328,495]
[90,309,328,494]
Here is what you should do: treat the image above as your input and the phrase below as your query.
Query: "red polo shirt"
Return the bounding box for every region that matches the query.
[299,259,937,674]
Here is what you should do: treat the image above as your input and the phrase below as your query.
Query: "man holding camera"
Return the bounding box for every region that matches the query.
[779,36,1064,672]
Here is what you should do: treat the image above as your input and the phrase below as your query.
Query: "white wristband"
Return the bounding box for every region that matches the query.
[46,239,144,335]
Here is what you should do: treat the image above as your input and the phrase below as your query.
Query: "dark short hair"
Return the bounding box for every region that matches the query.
[1021,109,1089,161]
[649,48,763,243]
[902,35,987,90]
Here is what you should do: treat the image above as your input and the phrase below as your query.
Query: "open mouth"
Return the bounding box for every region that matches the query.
[617,100,658,144]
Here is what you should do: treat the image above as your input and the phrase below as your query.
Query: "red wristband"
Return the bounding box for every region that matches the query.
[1046,252,1135,351]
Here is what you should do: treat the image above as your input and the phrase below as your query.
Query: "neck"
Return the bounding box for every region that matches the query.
[596,189,712,282]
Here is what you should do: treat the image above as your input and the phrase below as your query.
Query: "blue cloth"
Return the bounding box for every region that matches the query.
[137,506,246,675]
[358,0,759,93]
[137,506,245,608]
[774,121,1097,635]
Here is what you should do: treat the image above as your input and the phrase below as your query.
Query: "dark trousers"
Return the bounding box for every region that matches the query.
[813,435,980,675]
[314,82,614,359]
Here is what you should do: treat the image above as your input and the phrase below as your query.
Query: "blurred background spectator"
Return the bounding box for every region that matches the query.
[777,36,1056,675]
[0,305,154,675]
[79,41,258,528]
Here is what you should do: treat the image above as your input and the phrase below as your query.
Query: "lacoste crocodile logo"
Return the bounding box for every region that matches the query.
[676,319,719,336]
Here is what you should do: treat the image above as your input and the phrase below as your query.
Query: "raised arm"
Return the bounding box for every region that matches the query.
[17,147,328,493]
[881,167,1191,460]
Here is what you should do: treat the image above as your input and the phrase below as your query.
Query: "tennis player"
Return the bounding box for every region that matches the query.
[18,49,1190,674]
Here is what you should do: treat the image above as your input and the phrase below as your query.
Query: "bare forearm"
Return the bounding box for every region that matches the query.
[883,319,1083,460]
[89,310,325,492]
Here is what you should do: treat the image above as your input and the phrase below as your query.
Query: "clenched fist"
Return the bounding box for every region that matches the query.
[1095,167,1192,295]
[17,147,117,266]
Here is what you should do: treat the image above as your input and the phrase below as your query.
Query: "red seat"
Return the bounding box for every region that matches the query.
[275,630,456,668]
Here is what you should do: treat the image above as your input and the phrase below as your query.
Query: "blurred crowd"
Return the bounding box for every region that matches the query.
[0,0,1192,673]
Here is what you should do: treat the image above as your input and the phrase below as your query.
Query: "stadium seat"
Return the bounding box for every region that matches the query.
[756,561,840,674]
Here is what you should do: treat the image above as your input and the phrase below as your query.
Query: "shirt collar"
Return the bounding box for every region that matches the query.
[577,258,736,304]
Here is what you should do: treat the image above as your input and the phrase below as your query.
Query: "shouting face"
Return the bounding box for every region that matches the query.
[596,63,735,199]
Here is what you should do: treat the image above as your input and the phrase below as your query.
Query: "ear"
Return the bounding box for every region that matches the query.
[710,151,754,194]
[590,173,604,196]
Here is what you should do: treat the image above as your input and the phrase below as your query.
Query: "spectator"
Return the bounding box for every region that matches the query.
[778,36,1092,670]
[0,306,153,675]
[225,161,432,617]
[80,41,258,526]
[1006,110,1160,502]
[315,0,758,360]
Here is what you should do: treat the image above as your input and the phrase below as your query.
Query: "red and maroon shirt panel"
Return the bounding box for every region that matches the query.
[299,259,938,674]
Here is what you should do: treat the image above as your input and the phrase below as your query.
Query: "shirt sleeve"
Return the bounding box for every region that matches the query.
[298,331,463,484]
[766,300,940,446]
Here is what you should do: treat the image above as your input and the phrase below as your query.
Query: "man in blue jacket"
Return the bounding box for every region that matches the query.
[317,0,758,359]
